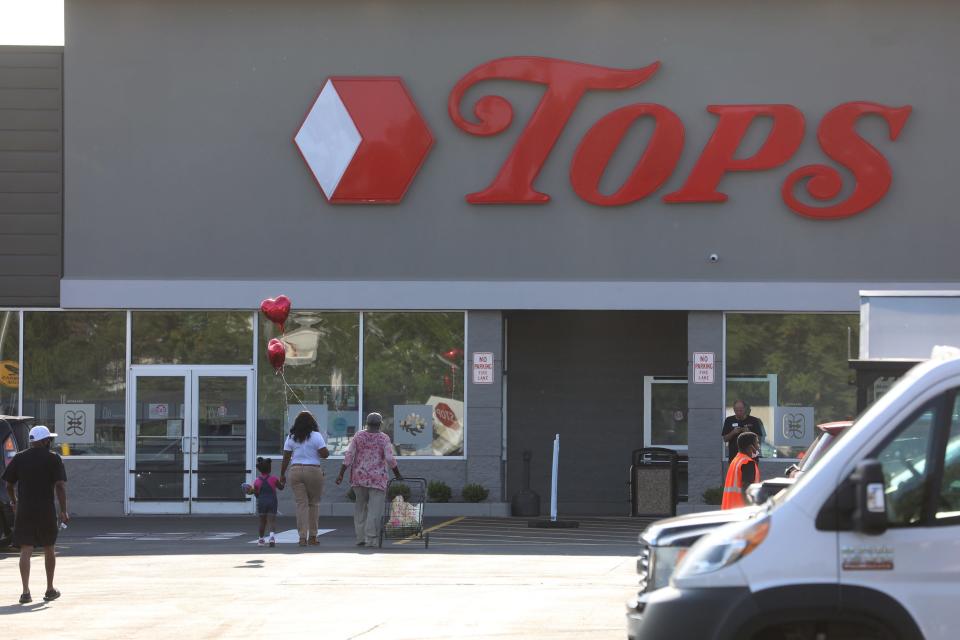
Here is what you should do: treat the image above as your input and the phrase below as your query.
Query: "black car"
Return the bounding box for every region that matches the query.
[0,416,33,548]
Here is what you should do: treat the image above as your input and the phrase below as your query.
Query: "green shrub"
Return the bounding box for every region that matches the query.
[428,480,452,503]
[702,487,723,505]
[387,482,411,502]
[461,483,489,503]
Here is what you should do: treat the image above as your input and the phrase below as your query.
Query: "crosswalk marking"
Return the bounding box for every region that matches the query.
[246,529,334,544]
[91,531,243,542]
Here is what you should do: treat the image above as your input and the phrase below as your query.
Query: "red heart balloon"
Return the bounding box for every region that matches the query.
[260,295,292,333]
[267,338,286,372]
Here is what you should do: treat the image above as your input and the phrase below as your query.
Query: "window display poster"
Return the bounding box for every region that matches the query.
[772,406,815,448]
[165,420,183,439]
[287,404,328,442]
[148,403,169,420]
[393,404,434,451]
[328,411,358,439]
[0,360,18,389]
[55,403,96,444]
[426,396,464,456]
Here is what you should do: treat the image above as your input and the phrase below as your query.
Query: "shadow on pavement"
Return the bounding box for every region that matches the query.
[0,602,50,614]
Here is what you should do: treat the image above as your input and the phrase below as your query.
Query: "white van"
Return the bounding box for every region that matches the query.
[629,347,960,640]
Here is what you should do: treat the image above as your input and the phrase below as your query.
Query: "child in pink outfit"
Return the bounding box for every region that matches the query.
[245,457,284,547]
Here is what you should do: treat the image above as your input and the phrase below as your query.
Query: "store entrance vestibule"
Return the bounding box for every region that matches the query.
[126,366,254,514]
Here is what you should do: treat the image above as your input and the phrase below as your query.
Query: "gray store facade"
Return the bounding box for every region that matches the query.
[2,0,959,516]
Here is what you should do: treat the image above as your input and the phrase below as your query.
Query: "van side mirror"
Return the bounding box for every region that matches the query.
[851,459,888,535]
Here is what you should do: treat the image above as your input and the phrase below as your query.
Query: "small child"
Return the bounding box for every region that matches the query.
[247,457,284,547]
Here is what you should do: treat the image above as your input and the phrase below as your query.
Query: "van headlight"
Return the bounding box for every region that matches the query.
[674,516,770,579]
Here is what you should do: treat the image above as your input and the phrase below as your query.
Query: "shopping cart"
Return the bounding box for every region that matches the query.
[379,477,429,548]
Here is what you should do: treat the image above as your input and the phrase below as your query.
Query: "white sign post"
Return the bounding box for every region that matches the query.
[550,434,559,522]
[472,352,494,384]
[693,352,715,384]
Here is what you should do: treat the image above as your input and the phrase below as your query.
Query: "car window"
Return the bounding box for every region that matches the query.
[876,405,937,527]
[936,397,960,522]
[799,427,850,473]
[795,433,826,472]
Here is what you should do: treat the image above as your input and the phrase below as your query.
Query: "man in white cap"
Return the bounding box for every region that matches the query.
[2,425,68,604]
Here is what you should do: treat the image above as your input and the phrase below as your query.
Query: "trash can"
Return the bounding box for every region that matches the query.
[629,447,679,517]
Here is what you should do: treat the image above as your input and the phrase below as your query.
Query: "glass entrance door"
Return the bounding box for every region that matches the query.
[127,367,254,514]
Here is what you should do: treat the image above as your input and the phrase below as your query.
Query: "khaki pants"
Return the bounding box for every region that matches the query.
[353,486,385,545]
[288,465,325,540]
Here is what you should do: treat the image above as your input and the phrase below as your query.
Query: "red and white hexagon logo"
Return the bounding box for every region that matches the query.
[294,77,434,204]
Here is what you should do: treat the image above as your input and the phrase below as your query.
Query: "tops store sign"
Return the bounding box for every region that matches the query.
[295,56,912,218]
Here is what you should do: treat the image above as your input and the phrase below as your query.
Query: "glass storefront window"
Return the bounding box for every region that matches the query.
[726,313,858,459]
[23,311,127,456]
[257,312,360,456]
[132,311,254,365]
[0,311,19,416]
[645,377,687,448]
[363,312,465,457]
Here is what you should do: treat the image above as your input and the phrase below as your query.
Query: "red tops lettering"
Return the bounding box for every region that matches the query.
[448,57,912,219]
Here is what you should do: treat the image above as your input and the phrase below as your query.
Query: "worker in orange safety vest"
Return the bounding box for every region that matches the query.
[721,431,760,510]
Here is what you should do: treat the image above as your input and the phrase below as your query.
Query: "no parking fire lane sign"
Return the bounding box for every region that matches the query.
[472,352,494,384]
[693,352,715,384]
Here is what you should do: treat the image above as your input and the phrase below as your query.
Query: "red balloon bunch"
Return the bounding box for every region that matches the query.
[266,338,286,372]
[260,295,292,373]
[260,295,291,333]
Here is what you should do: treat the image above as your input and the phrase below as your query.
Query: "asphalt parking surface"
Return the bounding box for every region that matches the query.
[0,515,650,639]
[416,516,655,553]
[1,515,654,557]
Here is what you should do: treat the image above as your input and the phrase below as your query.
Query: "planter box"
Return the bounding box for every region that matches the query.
[425,502,510,517]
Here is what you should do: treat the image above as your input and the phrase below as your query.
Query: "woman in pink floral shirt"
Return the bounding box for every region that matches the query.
[335,412,402,547]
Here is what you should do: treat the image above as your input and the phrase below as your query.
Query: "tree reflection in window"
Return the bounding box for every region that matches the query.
[257,312,359,456]
[22,312,127,456]
[363,312,465,456]
[0,311,18,416]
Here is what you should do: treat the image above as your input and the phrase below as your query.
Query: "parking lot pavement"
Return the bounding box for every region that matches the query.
[411,516,655,554]
[0,515,653,557]
[0,516,648,639]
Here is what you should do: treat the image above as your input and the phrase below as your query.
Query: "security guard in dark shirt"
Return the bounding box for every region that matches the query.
[721,399,765,462]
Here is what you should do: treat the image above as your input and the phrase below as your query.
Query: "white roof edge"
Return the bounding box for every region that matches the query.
[860,290,960,298]
[931,345,960,361]
[56,279,960,312]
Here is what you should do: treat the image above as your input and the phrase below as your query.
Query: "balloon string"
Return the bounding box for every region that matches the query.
[278,369,310,413]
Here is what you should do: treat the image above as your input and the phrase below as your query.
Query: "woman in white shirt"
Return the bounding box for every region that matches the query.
[279,411,330,546]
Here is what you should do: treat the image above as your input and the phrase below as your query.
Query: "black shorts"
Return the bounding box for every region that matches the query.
[12,513,59,547]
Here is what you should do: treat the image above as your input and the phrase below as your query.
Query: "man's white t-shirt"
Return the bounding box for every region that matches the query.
[283,431,327,465]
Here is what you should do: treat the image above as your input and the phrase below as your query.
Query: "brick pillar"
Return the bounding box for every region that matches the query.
[465,311,504,500]
[687,312,725,506]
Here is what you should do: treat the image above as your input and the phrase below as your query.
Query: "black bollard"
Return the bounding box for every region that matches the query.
[510,450,540,517]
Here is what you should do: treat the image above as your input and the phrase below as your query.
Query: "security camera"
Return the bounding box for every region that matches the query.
[708,253,720,263]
